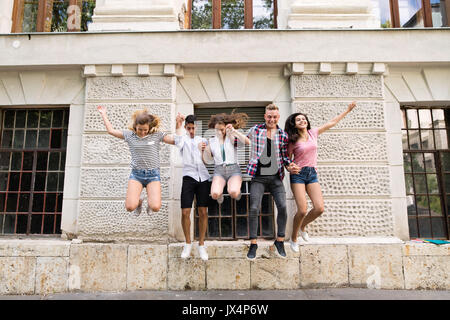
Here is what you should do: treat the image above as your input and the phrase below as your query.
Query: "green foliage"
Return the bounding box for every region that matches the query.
[191,0,275,29]
[192,1,213,29]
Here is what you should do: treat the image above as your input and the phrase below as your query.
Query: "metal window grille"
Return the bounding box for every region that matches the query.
[401,106,450,239]
[0,108,69,235]
[193,106,275,240]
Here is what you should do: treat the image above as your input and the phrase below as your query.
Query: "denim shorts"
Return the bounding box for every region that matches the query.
[290,166,319,185]
[129,168,161,187]
[213,163,242,181]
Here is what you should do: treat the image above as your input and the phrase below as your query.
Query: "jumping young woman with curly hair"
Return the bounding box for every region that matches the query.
[98,106,182,216]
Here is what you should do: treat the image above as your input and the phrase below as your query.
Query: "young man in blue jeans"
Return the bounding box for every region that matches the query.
[246,104,300,260]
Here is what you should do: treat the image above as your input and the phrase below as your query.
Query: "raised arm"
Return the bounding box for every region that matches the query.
[175,112,185,136]
[226,124,250,145]
[162,113,186,145]
[97,105,124,139]
[318,101,357,135]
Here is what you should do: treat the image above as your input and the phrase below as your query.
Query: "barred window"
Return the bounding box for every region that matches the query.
[193,106,275,240]
[0,108,69,235]
[402,106,450,239]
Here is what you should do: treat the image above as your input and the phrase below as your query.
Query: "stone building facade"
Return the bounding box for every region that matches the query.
[0,0,449,293]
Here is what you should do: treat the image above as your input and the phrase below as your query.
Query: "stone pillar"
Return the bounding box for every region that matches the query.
[288,62,397,238]
[0,0,14,33]
[287,0,379,29]
[77,64,179,243]
[89,0,188,31]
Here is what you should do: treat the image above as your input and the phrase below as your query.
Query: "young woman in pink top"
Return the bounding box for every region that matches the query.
[284,102,357,252]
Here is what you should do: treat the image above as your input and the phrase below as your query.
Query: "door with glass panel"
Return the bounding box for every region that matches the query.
[402,107,450,239]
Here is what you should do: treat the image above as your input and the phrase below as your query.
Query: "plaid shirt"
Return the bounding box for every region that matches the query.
[246,123,292,180]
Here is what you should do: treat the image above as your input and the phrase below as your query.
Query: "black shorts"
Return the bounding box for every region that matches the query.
[181,176,210,209]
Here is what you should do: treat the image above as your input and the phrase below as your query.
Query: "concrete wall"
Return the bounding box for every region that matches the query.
[0,0,14,33]
[76,64,178,242]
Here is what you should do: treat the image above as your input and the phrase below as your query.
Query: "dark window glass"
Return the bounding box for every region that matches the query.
[27,111,39,128]
[25,130,38,148]
[11,152,22,171]
[31,214,43,233]
[0,152,10,170]
[1,130,13,148]
[20,173,32,191]
[38,130,50,148]
[8,172,20,191]
[4,111,15,128]
[15,111,27,128]
[6,193,18,212]
[22,152,33,171]
[43,214,55,234]
[50,129,62,149]
[13,130,24,149]
[39,111,52,128]
[32,193,44,212]
[36,152,48,171]
[18,193,30,212]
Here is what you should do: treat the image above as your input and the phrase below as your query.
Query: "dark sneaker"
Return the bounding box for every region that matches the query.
[246,243,258,261]
[274,240,287,258]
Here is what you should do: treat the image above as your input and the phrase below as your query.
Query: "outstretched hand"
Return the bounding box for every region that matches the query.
[97,105,106,115]
[348,101,357,112]
[176,112,185,128]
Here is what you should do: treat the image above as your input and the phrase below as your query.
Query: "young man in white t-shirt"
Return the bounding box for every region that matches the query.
[174,114,210,261]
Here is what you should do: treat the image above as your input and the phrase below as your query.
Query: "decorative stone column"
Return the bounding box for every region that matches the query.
[0,0,14,33]
[77,64,180,243]
[287,0,379,29]
[88,0,188,31]
[287,62,401,239]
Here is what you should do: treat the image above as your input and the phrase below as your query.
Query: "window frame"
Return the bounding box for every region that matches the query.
[11,0,90,33]
[188,0,278,29]
[388,0,449,27]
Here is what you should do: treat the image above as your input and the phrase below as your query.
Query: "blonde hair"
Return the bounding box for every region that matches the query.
[265,104,279,112]
[128,109,160,134]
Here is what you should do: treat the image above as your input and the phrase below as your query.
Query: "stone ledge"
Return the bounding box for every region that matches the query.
[0,239,71,257]
[0,238,448,294]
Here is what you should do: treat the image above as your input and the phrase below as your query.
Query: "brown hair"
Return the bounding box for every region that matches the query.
[208,111,249,129]
[129,109,160,134]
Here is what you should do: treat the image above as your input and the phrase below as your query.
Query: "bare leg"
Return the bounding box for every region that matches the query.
[197,207,208,246]
[181,208,192,243]
[300,183,325,230]
[210,176,226,200]
[146,181,162,212]
[125,180,144,212]
[227,175,242,199]
[290,183,307,242]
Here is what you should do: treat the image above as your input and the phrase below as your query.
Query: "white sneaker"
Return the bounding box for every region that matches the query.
[217,194,224,204]
[289,240,299,253]
[181,243,192,259]
[198,245,208,261]
[300,230,310,242]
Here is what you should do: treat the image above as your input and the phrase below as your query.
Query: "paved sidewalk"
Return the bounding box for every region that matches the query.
[1,288,449,300]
